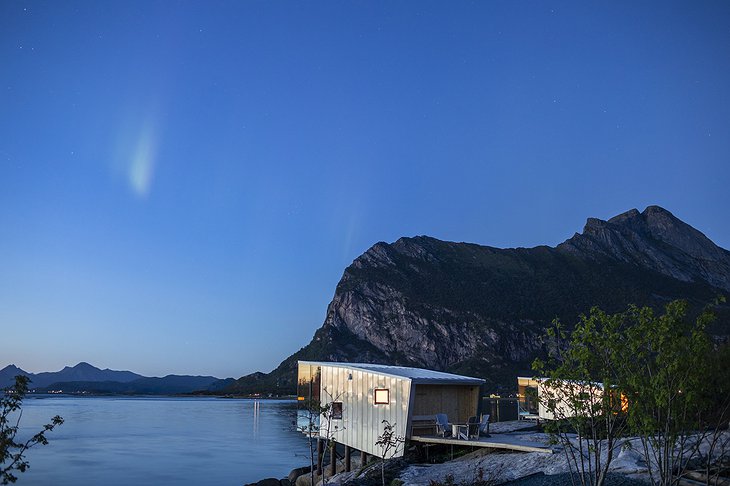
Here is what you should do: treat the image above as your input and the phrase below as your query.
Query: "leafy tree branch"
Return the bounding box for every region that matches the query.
[1,375,64,485]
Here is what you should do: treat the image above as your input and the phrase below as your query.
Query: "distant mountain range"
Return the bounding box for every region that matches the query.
[226,205,730,395]
[0,362,234,395]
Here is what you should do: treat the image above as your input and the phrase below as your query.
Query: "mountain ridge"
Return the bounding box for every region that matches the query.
[226,205,730,394]
[0,362,232,394]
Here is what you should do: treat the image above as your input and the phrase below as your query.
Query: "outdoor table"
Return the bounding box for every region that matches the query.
[451,423,469,440]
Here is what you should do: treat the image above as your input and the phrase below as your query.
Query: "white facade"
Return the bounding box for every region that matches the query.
[518,376,607,420]
[299,361,484,458]
[538,379,606,420]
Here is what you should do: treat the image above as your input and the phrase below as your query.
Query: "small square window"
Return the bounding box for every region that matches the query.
[374,388,389,404]
[331,402,343,419]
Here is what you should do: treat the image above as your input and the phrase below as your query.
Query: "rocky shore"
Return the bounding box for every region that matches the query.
[244,448,653,486]
[245,456,406,486]
[246,425,729,486]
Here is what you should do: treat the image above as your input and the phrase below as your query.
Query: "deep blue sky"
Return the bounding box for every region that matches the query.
[2,1,729,378]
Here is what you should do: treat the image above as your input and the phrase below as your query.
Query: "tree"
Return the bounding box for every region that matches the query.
[535,299,729,486]
[374,420,404,486]
[533,309,630,486]
[696,343,730,486]
[1,375,64,484]
[619,300,722,486]
[296,387,346,486]
[318,387,345,486]
[297,397,327,486]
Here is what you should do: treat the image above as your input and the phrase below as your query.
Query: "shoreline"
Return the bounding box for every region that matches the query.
[250,424,730,486]
[22,391,298,399]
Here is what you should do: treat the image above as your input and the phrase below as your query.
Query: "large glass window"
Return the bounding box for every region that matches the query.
[297,364,321,403]
[517,378,539,416]
[296,364,322,434]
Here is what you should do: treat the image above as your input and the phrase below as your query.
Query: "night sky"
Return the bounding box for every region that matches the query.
[2,1,729,378]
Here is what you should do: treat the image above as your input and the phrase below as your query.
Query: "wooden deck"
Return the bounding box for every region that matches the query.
[410,434,553,454]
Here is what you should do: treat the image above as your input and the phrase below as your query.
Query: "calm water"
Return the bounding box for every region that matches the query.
[15,396,312,485]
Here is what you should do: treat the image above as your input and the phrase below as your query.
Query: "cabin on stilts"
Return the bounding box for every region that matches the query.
[296,361,485,464]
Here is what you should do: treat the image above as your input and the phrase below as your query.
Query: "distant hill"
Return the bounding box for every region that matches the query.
[226,205,730,395]
[32,362,144,388]
[0,365,32,389]
[0,362,231,395]
[42,375,228,395]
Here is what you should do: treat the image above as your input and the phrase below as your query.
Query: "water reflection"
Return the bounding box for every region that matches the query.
[17,396,310,485]
[253,399,260,437]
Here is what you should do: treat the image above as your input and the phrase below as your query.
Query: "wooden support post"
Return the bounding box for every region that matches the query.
[316,438,324,475]
[361,451,368,466]
[329,441,337,476]
[344,445,351,472]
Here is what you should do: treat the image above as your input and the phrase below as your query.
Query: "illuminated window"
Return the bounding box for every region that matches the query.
[297,364,321,403]
[374,389,389,404]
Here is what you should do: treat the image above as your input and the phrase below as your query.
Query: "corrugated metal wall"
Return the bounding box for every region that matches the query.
[318,364,411,458]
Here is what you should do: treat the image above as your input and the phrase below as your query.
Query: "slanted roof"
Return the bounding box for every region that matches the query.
[299,361,485,385]
[518,376,607,390]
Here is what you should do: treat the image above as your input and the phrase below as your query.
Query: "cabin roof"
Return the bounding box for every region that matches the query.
[299,361,485,385]
[517,376,607,390]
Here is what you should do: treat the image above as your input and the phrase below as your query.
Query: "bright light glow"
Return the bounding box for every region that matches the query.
[374,388,389,404]
[111,114,159,199]
[128,121,157,198]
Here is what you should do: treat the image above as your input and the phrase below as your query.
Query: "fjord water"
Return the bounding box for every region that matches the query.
[17,396,311,485]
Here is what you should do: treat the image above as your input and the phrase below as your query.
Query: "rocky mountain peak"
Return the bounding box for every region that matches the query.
[559,206,730,291]
[352,242,395,269]
[606,207,642,226]
[392,236,438,261]
[226,206,729,395]
[641,206,725,262]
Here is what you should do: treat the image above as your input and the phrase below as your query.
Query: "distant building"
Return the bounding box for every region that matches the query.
[517,376,626,421]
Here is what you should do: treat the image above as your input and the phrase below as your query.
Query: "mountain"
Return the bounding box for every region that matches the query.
[559,206,730,292]
[227,206,730,394]
[31,362,144,388]
[1,362,229,395]
[0,365,32,389]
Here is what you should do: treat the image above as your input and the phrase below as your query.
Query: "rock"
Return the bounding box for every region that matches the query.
[295,474,313,486]
[287,466,311,483]
[248,479,280,486]
[227,205,730,394]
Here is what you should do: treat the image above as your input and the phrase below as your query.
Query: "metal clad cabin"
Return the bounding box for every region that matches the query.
[517,376,621,421]
[297,361,484,458]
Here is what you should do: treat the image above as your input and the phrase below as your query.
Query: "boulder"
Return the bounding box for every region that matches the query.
[288,466,311,483]
[246,479,281,486]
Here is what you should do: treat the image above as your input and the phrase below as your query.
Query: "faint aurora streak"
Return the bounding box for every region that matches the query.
[113,117,159,199]
[129,121,157,198]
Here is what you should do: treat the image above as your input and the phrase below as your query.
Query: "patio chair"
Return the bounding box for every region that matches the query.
[478,414,491,437]
[435,413,451,437]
